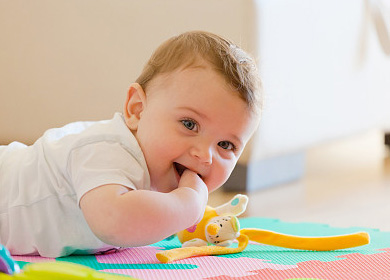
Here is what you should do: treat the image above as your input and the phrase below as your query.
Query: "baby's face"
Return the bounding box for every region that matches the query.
[130,65,258,193]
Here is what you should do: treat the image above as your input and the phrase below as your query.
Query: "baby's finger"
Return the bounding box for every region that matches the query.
[178,169,207,191]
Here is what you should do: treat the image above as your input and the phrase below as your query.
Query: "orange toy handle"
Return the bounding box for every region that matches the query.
[240,228,370,251]
[156,234,249,263]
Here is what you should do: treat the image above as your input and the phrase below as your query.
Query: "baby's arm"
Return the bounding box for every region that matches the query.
[80,169,208,247]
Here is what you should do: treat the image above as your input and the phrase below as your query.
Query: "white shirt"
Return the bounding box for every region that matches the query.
[0,113,150,257]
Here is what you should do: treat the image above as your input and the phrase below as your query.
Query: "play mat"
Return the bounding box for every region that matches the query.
[4,217,389,280]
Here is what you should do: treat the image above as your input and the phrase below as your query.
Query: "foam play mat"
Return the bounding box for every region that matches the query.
[9,217,390,279]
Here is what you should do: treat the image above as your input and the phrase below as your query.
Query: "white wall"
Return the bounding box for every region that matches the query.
[248,0,390,162]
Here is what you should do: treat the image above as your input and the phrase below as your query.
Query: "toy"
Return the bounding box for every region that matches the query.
[156,194,370,263]
[0,245,135,280]
[178,194,248,248]
[0,245,20,275]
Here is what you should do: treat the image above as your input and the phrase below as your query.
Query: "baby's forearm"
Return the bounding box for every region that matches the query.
[81,183,207,248]
[113,187,205,245]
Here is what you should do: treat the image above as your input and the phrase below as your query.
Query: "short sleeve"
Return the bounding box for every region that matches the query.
[68,142,148,205]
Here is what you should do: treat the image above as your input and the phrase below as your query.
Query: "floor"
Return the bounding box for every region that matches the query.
[209,129,390,232]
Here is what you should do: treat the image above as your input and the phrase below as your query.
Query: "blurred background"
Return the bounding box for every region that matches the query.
[1,0,390,230]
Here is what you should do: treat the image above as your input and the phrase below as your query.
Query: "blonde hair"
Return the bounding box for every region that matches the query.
[136,31,262,113]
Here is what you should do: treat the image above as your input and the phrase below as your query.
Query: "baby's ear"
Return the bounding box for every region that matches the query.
[124,83,146,131]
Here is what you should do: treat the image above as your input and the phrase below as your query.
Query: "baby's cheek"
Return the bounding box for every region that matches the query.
[204,161,234,192]
[206,169,230,193]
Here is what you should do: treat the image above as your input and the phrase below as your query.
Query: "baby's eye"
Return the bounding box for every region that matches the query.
[218,141,236,151]
[181,119,198,131]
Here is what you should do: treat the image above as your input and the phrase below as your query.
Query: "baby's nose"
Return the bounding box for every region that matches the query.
[191,143,213,165]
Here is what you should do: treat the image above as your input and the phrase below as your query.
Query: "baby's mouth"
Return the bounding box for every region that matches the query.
[174,162,202,178]
[174,162,187,177]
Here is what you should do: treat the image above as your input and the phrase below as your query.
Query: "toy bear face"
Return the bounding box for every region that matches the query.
[205,215,240,245]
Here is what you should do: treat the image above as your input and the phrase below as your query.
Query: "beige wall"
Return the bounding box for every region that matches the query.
[0,0,257,145]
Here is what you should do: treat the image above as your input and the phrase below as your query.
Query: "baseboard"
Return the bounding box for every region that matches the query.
[385,132,390,146]
[223,151,306,192]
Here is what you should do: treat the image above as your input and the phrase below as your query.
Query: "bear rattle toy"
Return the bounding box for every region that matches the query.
[156,194,370,263]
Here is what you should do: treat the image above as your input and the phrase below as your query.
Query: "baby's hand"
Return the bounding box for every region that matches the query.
[178,169,208,223]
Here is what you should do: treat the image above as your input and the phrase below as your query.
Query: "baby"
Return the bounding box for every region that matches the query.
[0,31,262,257]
